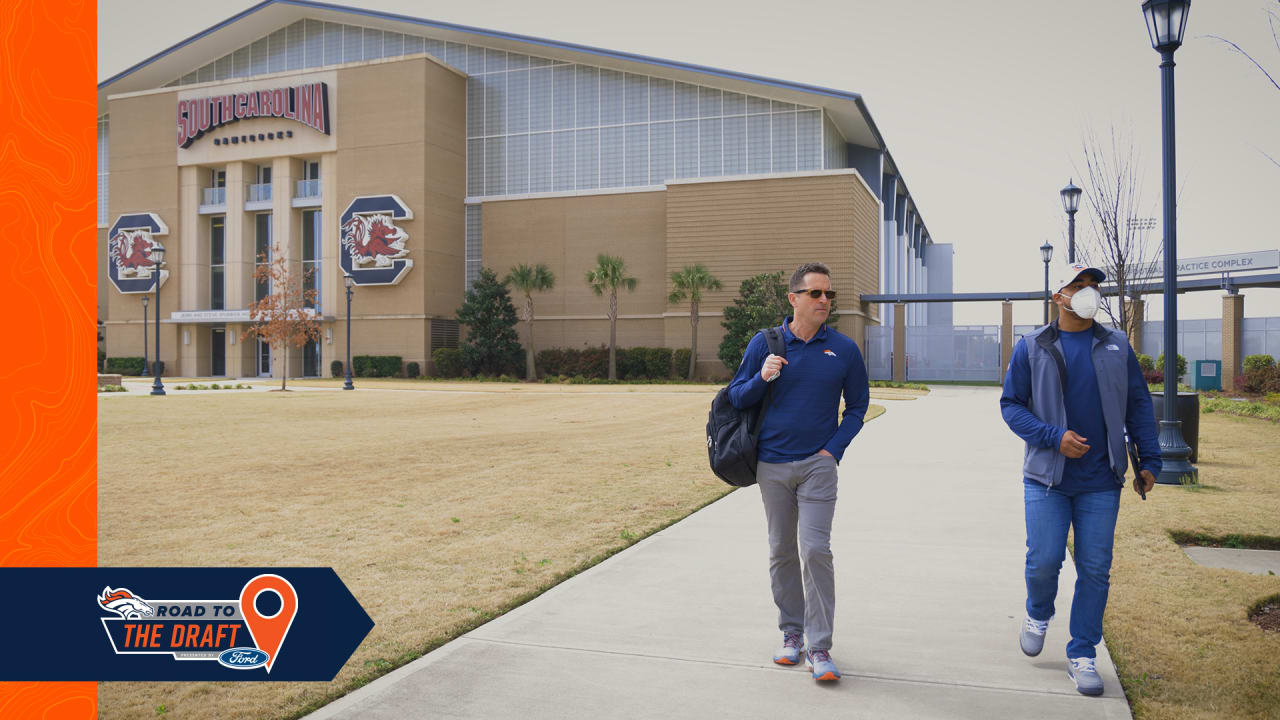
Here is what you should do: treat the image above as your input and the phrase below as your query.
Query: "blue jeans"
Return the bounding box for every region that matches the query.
[1024,481,1121,659]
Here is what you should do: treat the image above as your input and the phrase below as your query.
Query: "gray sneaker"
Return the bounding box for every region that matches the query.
[772,632,804,665]
[1019,614,1050,656]
[1068,656,1104,696]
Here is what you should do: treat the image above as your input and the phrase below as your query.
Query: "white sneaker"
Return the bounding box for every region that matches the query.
[1019,614,1050,656]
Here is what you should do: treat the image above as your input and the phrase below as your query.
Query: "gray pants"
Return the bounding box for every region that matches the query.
[757,453,839,651]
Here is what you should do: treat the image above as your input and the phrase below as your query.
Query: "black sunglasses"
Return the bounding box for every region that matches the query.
[792,288,837,300]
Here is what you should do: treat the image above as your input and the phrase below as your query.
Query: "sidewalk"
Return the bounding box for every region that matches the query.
[307,386,1132,720]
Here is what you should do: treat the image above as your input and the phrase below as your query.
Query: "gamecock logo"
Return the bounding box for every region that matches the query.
[338,195,414,286]
[110,229,159,277]
[341,214,409,268]
[107,213,169,294]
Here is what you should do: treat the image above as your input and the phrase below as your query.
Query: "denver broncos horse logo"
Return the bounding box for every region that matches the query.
[340,214,409,268]
[99,586,156,620]
[109,229,158,277]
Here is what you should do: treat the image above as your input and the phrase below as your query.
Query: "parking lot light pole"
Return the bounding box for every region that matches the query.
[1142,0,1196,483]
[1060,180,1082,263]
[344,274,355,391]
[1040,241,1054,325]
[142,294,149,376]
[150,243,166,396]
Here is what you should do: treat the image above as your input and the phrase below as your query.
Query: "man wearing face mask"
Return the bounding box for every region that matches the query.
[999,261,1161,697]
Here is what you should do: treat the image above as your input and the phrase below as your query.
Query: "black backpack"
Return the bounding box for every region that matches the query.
[706,327,786,487]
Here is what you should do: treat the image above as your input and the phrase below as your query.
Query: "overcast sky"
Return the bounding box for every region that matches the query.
[99,0,1280,326]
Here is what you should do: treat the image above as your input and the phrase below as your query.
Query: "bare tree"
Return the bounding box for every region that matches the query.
[1074,125,1163,340]
[1205,1,1280,168]
[242,254,320,391]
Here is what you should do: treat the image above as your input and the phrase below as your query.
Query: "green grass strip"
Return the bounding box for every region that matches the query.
[1168,530,1280,551]
[1201,396,1280,422]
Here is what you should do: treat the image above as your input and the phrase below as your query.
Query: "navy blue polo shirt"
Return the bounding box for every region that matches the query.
[727,319,870,463]
[1055,327,1116,493]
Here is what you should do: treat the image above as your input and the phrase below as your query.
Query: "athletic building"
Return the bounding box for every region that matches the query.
[98,0,951,379]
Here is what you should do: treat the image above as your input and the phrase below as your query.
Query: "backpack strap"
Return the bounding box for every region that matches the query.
[751,326,787,444]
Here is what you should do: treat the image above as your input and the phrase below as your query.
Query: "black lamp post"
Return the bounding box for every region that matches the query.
[1040,241,1054,325]
[141,294,150,376]
[1142,0,1196,484]
[343,274,355,391]
[150,243,166,396]
[1060,180,1082,263]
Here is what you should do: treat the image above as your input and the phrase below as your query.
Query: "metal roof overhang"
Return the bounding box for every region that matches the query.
[97,0,885,151]
[861,272,1280,304]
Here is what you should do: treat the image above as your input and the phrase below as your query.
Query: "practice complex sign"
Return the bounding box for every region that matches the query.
[1113,250,1280,280]
[178,82,330,148]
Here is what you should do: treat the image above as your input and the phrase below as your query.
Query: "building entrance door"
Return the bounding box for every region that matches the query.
[211,328,225,376]
[257,339,271,377]
[303,339,319,377]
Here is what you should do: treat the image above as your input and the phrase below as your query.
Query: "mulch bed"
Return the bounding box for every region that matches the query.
[1249,601,1280,632]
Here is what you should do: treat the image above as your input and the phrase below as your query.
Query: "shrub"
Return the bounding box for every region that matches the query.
[1243,354,1276,375]
[1136,353,1155,372]
[353,355,402,378]
[97,350,105,372]
[432,348,465,378]
[98,385,126,393]
[673,349,693,379]
[406,361,421,378]
[615,347,644,380]
[580,346,609,379]
[644,347,673,379]
[1236,365,1280,395]
[331,360,344,378]
[1154,353,1187,378]
[105,356,145,376]
[536,348,568,378]
[1142,369,1164,386]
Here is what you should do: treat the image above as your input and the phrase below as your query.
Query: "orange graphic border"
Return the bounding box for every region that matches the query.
[0,0,98,717]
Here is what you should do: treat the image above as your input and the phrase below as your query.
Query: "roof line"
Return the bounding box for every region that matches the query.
[99,0,276,88]
[99,0,866,111]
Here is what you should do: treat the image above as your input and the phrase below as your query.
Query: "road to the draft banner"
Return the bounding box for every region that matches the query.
[0,568,373,681]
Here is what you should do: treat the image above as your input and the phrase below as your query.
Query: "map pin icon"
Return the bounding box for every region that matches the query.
[239,574,298,673]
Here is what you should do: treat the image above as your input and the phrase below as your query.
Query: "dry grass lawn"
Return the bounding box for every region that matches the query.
[1106,412,1280,719]
[98,385,886,719]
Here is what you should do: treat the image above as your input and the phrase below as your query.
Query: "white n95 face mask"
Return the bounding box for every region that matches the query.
[1066,286,1101,320]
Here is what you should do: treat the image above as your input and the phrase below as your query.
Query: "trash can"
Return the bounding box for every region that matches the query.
[1193,360,1222,391]
[1151,391,1200,467]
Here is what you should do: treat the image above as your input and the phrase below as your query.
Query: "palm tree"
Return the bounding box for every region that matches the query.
[585,254,637,381]
[668,264,722,380]
[505,263,556,381]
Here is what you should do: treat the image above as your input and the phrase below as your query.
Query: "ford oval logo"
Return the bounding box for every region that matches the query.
[217,647,270,670]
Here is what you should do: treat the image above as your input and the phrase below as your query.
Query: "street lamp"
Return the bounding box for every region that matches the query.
[150,243,166,396]
[1142,0,1196,484]
[343,274,355,391]
[1060,180,1082,263]
[141,294,150,376]
[1040,241,1054,325]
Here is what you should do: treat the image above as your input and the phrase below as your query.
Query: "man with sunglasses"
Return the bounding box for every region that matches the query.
[1000,261,1160,697]
[728,262,870,682]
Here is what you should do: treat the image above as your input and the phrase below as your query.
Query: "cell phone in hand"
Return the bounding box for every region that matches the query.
[1126,439,1146,500]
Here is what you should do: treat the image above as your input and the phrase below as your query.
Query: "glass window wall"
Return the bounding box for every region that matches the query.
[163,19,838,199]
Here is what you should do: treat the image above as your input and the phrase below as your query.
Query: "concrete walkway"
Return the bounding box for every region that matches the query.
[307,386,1132,720]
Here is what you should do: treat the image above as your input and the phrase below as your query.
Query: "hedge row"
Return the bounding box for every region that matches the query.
[536,347,689,380]
[104,357,163,376]
[352,355,402,378]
